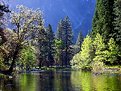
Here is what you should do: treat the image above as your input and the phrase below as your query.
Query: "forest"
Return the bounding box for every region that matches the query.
[71,0,121,72]
[0,0,121,76]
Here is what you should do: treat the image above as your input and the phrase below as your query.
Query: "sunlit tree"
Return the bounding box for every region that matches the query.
[0,5,44,75]
[18,45,36,71]
[106,38,121,64]
[54,39,63,66]
[80,35,94,69]
[71,35,94,69]
[93,33,106,62]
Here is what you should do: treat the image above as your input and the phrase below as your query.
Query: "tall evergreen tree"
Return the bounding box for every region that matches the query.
[106,38,121,64]
[37,28,49,67]
[63,16,73,66]
[56,16,73,66]
[46,24,55,66]
[93,33,106,62]
[92,0,114,41]
[56,20,63,40]
[56,20,64,66]
[54,39,63,66]
[113,0,121,46]
[80,35,94,69]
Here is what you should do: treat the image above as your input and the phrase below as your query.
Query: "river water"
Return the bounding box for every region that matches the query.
[0,70,121,91]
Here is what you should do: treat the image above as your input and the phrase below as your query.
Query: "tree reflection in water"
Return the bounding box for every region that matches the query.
[0,71,121,91]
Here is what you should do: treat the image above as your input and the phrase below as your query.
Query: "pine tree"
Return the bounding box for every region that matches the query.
[54,39,63,66]
[92,0,114,41]
[113,0,121,46]
[106,38,121,64]
[70,52,82,69]
[92,0,105,37]
[93,33,106,62]
[56,16,73,66]
[63,16,73,66]
[56,20,64,66]
[46,24,55,66]
[71,35,94,69]
[56,19,63,40]
[80,35,94,69]
[37,28,49,67]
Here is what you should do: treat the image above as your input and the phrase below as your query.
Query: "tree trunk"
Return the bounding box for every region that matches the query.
[0,44,20,75]
[0,28,7,45]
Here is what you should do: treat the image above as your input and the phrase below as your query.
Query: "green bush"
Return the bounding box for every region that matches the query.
[92,61,104,73]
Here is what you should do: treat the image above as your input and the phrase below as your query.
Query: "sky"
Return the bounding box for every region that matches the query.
[6,0,96,40]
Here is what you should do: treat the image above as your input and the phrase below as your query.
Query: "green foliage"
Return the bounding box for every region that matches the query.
[1,0,121,73]
[92,61,104,73]
[80,35,94,68]
[71,53,82,69]
[71,0,121,70]
[0,5,44,74]
[92,0,114,40]
[71,35,94,69]
[54,39,63,49]
[106,38,120,64]
[37,29,49,67]
[93,33,106,62]
[93,37,120,65]
[46,24,55,66]
[56,19,63,40]
[91,0,121,66]
[56,16,73,66]
[0,54,5,70]
[113,0,121,45]
[54,39,63,65]
[19,45,36,70]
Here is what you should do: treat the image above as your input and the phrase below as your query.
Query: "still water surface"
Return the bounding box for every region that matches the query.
[0,70,121,91]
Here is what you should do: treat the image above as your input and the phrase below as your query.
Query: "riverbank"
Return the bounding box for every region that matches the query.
[35,66,71,71]
[92,66,121,75]
[103,66,121,73]
[31,66,121,75]
[1,66,121,77]
[1,70,121,91]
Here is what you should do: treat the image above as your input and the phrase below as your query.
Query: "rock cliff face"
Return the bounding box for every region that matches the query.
[9,0,96,41]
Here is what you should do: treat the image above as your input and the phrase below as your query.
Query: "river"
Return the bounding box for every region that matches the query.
[0,70,121,91]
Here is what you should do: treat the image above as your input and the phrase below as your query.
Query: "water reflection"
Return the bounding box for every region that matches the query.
[0,71,121,91]
[71,71,121,91]
[0,77,18,91]
[36,71,73,91]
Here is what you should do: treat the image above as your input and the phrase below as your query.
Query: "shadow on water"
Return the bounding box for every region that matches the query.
[0,77,18,91]
[1,70,121,91]
[36,70,74,91]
